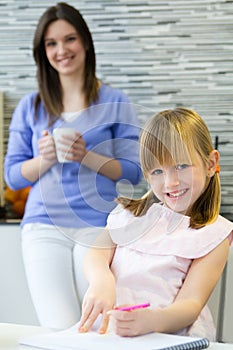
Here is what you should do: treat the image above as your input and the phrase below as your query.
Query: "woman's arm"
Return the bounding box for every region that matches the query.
[108,238,230,337]
[21,156,56,183]
[4,94,58,189]
[21,131,57,182]
[57,132,141,182]
[78,228,116,334]
[80,150,122,181]
[5,131,57,187]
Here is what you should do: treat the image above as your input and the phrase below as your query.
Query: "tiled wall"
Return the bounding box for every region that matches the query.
[0,0,232,219]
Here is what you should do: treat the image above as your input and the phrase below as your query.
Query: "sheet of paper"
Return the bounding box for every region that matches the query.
[20,324,209,350]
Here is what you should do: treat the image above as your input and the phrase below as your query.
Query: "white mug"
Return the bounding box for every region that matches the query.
[53,128,76,163]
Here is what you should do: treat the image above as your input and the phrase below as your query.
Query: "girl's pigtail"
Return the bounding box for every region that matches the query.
[116,190,158,217]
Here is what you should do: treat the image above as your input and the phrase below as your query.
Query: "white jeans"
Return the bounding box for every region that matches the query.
[21,223,91,330]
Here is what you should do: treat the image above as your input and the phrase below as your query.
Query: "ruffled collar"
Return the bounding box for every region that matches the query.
[109,203,190,246]
[109,204,233,258]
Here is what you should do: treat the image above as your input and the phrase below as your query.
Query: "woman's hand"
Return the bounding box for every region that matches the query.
[78,276,116,334]
[54,131,87,163]
[107,307,156,337]
[38,130,57,162]
[21,130,58,182]
[51,129,122,179]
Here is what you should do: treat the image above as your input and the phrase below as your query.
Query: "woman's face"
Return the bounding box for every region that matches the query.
[44,19,86,78]
[146,153,209,215]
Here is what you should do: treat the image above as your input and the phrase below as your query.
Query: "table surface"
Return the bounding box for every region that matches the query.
[0,323,49,350]
[0,323,233,350]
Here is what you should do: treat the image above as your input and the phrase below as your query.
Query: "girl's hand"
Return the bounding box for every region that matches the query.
[38,130,57,162]
[56,131,87,163]
[78,278,116,334]
[107,308,155,337]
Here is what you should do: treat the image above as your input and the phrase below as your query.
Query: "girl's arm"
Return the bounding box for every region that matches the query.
[78,228,116,334]
[108,237,230,337]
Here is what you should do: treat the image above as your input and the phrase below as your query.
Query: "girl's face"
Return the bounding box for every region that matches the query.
[44,19,86,78]
[146,153,209,215]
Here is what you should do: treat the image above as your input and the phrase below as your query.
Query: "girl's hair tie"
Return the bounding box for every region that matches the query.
[215,164,220,173]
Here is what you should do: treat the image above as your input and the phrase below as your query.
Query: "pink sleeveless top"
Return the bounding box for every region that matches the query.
[107,203,233,341]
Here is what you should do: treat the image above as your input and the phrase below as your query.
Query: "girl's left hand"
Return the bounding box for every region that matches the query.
[107,308,155,337]
[78,274,116,334]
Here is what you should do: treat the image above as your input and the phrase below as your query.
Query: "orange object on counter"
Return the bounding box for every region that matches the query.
[4,186,31,218]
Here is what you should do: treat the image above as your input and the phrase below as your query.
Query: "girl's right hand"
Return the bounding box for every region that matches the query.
[38,130,57,162]
[78,278,116,334]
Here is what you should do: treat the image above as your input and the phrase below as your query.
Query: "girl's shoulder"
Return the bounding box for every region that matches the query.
[107,203,163,246]
[213,214,233,230]
[168,215,233,259]
[108,204,233,257]
[207,214,233,245]
[107,204,135,228]
[141,212,233,258]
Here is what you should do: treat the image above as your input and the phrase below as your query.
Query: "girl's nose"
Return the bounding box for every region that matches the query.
[164,170,180,188]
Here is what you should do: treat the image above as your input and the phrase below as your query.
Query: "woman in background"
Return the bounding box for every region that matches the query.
[4,2,141,330]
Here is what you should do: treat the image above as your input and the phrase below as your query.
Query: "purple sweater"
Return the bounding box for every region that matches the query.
[4,84,142,228]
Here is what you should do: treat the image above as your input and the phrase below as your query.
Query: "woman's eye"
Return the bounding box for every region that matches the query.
[45,41,56,47]
[67,36,77,42]
[176,164,190,171]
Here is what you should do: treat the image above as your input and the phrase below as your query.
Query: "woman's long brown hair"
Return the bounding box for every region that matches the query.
[33,2,99,124]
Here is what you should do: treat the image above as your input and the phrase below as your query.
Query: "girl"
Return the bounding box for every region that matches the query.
[4,2,141,329]
[78,107,233,340]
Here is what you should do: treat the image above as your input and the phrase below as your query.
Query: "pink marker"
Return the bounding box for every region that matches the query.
[114,302,150,311]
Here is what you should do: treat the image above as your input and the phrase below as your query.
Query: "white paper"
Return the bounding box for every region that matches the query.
[19,324,208,350]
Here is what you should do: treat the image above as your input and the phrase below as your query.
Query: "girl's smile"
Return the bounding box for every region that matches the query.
[165,188,188,199]
[147,158,208,215]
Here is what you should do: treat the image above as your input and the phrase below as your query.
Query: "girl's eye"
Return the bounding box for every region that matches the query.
[175,164,190,171]
[151,169,163,175]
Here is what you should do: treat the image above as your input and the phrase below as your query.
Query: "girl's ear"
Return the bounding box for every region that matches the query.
[207,150,220,177]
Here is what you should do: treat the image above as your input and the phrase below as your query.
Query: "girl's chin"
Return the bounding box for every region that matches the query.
[164,200,190,214]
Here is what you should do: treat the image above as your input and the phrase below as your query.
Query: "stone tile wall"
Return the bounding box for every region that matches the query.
[0,0,232,219]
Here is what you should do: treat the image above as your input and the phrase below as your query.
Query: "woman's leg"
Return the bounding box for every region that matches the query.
[21,223,81,330]
[73,243,89,305]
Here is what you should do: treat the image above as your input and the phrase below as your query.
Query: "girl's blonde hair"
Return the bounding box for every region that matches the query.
[117,107,221,229]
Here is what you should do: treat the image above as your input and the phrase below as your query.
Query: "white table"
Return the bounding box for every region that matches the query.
[0,323,49,349]
[1,323,233,350]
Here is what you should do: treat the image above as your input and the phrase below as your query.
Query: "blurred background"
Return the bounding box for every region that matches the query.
[0,0,233,221]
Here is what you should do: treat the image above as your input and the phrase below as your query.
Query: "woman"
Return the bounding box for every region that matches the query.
[4,2,141,330]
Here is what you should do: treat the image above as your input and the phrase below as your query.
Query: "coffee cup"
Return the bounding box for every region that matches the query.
[53,128,76,163]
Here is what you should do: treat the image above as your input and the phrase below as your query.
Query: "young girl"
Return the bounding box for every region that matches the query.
[78,107,233,341]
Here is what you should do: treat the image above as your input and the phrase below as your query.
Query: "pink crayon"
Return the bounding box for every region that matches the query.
[114,302,150,311]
